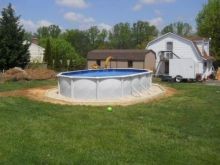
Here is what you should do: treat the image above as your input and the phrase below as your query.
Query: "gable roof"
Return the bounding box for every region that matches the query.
[87,49,155,61]
[147,32,213,61]
[147,32,199,47]
[30,43,45,50]
[24,40,45,50]
[193,42,215,60]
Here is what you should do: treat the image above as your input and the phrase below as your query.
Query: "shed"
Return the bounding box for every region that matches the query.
[87,49,156,71]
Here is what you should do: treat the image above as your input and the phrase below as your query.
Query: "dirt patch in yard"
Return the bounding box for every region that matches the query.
[1,68,56,82]
[0,85,177,106]
[0,86,46,98]
[164,86,177,97]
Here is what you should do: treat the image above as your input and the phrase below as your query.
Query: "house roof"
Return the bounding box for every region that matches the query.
[147,32,214,61]
[87,49,155,61]
[30,43,45,50]
[193,42,215,60]
[24,40,45,50]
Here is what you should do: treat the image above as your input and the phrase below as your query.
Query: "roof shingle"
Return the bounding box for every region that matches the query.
[87,49,155,61]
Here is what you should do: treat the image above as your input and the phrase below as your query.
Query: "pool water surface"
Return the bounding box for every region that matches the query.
[61,69,147,77]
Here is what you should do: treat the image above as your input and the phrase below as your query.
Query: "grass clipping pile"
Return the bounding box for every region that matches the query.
[2,67,56,81]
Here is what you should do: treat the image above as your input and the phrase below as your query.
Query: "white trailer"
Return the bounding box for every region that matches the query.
[169,59,195,82]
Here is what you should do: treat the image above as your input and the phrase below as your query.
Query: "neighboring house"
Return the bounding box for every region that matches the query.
[28,38,45,63]
[87,49,156,71]
[146,32,215,80]
[29,43,45,63]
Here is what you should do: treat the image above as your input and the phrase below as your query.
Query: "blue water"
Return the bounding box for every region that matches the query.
[61,69,147,77]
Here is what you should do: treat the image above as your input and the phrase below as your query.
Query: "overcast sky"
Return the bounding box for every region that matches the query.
[0,0,208,32]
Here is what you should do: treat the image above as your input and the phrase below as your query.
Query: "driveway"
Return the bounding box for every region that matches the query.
[203,80,220,86]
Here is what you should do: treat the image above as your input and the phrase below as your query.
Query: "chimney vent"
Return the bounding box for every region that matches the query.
[32,38,38,45]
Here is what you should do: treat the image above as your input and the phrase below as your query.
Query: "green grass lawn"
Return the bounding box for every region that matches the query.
[0,80,220,164]
[0,79,56,92]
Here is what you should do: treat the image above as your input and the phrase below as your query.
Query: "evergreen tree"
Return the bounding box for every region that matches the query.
[61,55,68,71]
[53,47,61,71]
[68,58,74,71]
[0,3,30,70]
[43,38,52,68]
[48,55,53,69]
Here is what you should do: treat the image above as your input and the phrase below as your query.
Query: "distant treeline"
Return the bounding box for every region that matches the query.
[1,0,220,71]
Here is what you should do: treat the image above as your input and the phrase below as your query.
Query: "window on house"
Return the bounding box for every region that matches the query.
[128,60,133,68]
[166,42,173,51]
[204,61,207,68]
[96,60,101,66]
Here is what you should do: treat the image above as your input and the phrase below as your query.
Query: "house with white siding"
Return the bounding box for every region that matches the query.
[146,32,215,81]
[29,42,45,63]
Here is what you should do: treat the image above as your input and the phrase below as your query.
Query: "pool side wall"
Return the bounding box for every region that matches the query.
[58,70,152,100]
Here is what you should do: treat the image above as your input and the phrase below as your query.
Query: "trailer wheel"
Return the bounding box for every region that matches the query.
[175,76,182,83]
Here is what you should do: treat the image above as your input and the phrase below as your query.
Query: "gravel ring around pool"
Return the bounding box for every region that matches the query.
[0,84,176,106]
[45,84,168,106]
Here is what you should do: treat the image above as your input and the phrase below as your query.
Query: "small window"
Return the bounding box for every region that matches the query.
[96,60,101,66]
[166,42,173,51]
[128,60,133,68]
[204,61,207,67]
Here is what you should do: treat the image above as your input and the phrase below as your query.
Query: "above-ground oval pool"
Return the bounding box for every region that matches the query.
[57,69,153,100]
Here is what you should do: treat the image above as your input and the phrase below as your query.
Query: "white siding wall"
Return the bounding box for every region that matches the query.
[148,36,201,63]
[147,35,203,74]
[197,62,204,74]
[146,33,215,79]
[29,43,45,63]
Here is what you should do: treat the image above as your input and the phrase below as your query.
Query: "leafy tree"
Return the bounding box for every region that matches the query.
[62,29,91,57]
[86,26,109,50]
[132,21,158,48]
[98,29,108,43]
[0,3,30,70]
[95,29,109,49]
[39,38,85,71]
[161,25,174,35]
[197,0,220,59]
[109,22,132,49]
[161,22,192,36]
[48,25,61,38]
[36,25,61,39]
[87,26,100,48]
[36,26,50,38]
[108,21,158,49]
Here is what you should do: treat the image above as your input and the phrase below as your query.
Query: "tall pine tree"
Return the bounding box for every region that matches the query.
[61,55,68,71]
[68,58,74,71]
[53,47,61,71]
[0,3,30,70]
[43,38,52,68]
